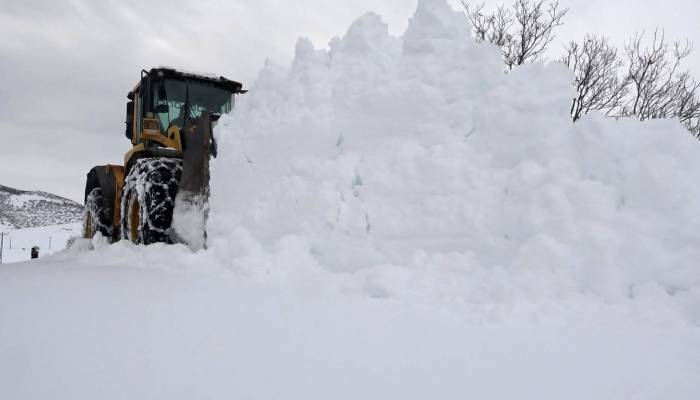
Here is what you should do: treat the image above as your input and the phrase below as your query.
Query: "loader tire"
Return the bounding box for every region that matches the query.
[83,187,112,240]
[121,157,183,245]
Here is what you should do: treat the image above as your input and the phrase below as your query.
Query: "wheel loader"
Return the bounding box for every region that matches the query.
[82,67,245,249]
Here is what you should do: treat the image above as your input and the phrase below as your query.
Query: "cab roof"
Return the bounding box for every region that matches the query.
[128,67,246,100]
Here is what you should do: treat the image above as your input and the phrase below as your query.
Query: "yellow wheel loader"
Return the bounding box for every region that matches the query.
[82,67,245,249]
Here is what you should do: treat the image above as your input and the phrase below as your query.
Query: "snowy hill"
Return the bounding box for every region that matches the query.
[1,0,699,399]
[0,184,83,229]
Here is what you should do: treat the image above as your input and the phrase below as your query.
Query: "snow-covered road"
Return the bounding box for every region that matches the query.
[2,259,699,400]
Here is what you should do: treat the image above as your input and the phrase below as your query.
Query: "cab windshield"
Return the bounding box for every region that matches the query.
[151,79,233,132]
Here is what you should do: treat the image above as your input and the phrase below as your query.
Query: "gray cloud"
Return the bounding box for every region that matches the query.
[0,0,697,201]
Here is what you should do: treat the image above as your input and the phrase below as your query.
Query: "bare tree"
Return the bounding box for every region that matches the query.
[675,72,700,137]
[461,0,568,69]
[558,29,700,137]
[623,30,690,119]
[462,2,700,138]
[619,30,700,137]
[561,35,628,122]
[462,2,513,48]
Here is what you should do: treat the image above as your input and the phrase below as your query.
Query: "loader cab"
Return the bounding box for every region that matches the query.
[125,67,245,148]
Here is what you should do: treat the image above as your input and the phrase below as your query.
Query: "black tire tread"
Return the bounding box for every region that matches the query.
[83,187,113,239]
[120,158,183,245]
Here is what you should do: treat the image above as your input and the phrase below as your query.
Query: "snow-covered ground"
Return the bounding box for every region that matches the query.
[1,0,699,398]
[2,250,699,399]
[0,223,81,264]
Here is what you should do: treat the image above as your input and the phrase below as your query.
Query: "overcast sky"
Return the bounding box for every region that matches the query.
[1,0,698,202]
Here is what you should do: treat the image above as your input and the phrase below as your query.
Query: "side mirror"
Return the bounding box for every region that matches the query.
[155,104,169,114]
[125,101,134,139]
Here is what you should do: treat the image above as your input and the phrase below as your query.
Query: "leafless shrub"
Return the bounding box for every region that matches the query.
[462,2,513,48]
[676,76,700,137]
[560,35,628,122]
[461,0,568,69]
[622,31,689,118]
[558,30,700,137]
[462,1,700,138]
[621,30,700,136]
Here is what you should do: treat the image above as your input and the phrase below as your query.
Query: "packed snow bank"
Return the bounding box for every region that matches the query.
[208,0,700,324]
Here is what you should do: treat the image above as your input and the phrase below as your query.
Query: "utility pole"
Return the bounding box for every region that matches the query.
[0,232,5,264]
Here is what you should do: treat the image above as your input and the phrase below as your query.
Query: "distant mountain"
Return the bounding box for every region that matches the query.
[0,185,83,229]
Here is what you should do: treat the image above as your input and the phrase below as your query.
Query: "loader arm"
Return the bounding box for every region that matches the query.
[169,112,219,249]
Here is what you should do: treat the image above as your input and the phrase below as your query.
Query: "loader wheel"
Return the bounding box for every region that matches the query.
[121,157,183,245]
[83,187,112,240]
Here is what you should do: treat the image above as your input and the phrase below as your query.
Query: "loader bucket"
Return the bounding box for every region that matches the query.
[169,112,219,250]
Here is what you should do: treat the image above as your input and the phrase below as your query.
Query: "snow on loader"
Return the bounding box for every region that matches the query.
[82,67,245,249]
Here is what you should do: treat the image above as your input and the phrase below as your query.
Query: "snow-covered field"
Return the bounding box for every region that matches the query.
[0,223,80,264]
[2,250,699,399]
[1,0,699,398]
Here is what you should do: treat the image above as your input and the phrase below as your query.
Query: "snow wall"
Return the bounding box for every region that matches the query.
[207,0,700,323]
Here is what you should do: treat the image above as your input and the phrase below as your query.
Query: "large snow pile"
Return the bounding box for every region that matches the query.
[208,0,700,324]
